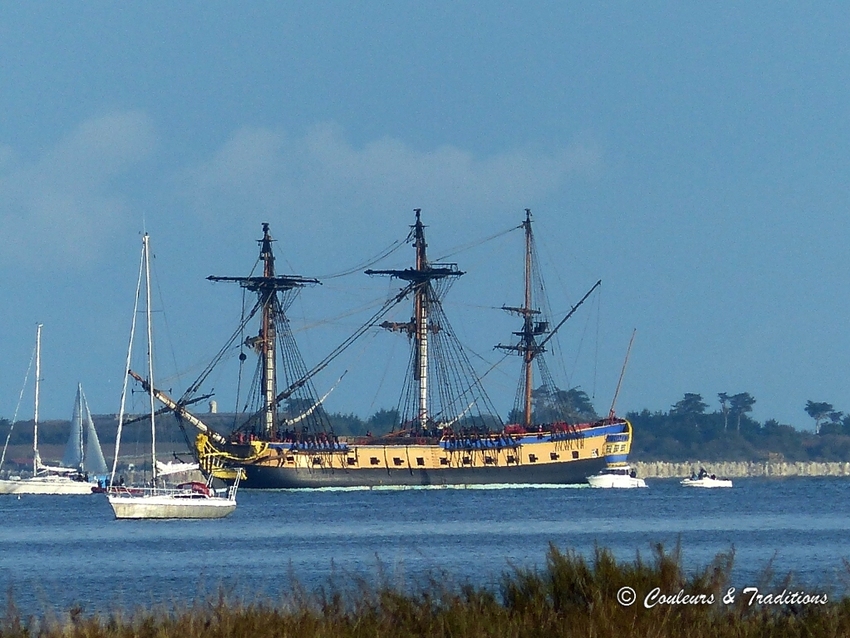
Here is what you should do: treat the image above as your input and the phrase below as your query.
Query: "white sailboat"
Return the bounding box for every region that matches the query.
[106,234,238,519]
[0,325,96,495]
[61,383,109,478]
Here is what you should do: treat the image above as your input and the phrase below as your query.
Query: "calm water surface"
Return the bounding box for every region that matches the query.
[1,477,849,616]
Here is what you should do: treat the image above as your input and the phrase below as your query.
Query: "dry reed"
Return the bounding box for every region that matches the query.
[3,543,849,638]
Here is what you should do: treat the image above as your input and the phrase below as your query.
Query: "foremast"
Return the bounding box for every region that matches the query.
[208,223,319,437]
[366,210,463,430]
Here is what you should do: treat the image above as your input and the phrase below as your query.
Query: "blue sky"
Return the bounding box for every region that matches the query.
[1,3,848,430]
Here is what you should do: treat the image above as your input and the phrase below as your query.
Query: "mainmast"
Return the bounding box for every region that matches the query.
[496,210,544,428]
[208,223,319,436]
[142,234,158,483]
[76,383,84,471]
[33,323,42,476]
[366,210,463,430]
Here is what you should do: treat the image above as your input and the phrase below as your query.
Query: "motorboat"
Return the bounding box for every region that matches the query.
[681,469,732,488]
[587,464,647,488]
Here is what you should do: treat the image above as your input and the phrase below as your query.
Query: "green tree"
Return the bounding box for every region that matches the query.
[729,392,756,432]
[805,400,833,435]
[555,388,597,420]
[718,392,730,430]
[367,408,400,434]
[528,385,597,424]
[670,393,708,417]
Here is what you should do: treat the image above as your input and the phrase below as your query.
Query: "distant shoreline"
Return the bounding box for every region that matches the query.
[633,460,850,478]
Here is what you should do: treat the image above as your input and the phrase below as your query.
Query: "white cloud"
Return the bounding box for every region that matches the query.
[0,111,156,268]
[180,123,602,231]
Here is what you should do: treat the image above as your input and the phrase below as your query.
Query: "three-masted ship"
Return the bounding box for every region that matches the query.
[141,213,633,488]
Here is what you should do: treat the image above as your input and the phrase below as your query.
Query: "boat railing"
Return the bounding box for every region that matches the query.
[440,435,520,451]
[106,484,214,499]
[287,441,349,452]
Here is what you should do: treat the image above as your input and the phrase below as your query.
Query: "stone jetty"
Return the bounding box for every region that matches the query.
[633,460,850,478]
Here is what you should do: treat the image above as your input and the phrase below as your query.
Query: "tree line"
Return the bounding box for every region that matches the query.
[628,391,850,462]
[2,389,848,463]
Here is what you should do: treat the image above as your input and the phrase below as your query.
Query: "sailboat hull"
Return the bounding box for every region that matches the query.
[0,476,95,495]
[107,493,236,519]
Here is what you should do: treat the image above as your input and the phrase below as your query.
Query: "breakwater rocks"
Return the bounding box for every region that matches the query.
[633,460,850,478]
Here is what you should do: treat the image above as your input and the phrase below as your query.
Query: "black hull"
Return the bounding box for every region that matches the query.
[239,456,608,489]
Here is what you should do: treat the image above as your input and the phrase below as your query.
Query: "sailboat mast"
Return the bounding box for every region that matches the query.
[76,383,84,470]
[33,323,42,476]
[259,223,277,435]
[110,237,146,488]
[142,234,158,483]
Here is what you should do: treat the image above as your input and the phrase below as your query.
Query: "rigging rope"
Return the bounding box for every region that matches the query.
[433,223,522,262]
[148,247,186,398]
[180,298,263,403]
[232,285,252,422]
[110,239,146,488]
[292,293,400,333]
[271,283,415,402]
[218,281,417,430]
[0,340,37,472]
[315,233,412,280]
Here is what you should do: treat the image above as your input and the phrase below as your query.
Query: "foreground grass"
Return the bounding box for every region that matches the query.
[4,544,850,638]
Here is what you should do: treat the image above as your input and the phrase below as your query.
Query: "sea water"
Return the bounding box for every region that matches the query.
[1,477,849,617]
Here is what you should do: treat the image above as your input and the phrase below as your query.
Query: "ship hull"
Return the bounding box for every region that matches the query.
[198,419,635,490]
[239,455,608,489]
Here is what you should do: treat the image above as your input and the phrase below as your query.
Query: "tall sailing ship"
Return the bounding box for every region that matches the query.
[139,212,633,488]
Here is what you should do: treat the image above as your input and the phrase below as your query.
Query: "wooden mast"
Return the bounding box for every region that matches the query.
[366,209,463,432]
[497,210,602,428]
[522,209,534,428]
[207,223,319,437]
[259,224,277,435]
[497,209,541,429]
[413,211,430,429]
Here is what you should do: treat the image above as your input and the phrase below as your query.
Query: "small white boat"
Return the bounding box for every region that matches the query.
[587,464,647,488]
[681,469,732,488]
[108,479,238,519]
[0,473,95,495]
[0,327,103,496]
[106,234,238,520]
